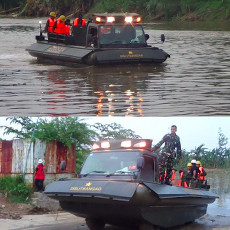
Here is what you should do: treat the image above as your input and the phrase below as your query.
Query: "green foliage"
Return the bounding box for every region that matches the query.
[175,129,230,169]
[1,117,36,139]
[0,175,32,203]
[1,117,97,149]
[92,122,141,140]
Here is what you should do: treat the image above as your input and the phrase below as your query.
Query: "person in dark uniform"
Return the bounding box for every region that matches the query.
[190,159,200,188]
[152,125,182,185]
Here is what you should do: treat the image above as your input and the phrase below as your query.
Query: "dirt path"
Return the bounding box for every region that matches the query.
[1,212,230,230]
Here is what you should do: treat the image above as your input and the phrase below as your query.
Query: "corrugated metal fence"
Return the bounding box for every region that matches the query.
[0,139,76,185]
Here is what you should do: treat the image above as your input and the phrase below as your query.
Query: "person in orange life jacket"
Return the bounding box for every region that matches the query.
[180,163,193,187]
[53,15,67,34]
[196,161,207,181]
[190,159,200,188]
[73,13,86,27]
[65,19,71,36]
[35,159,45,192]
[44,12,56,33]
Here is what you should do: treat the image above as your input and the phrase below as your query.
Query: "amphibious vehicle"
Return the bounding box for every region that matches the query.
[45,139,218,230]
[26,13,170,66]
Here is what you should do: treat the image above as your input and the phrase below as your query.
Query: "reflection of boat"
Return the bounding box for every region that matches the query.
[26,13,170,66]
[45,139,218,230]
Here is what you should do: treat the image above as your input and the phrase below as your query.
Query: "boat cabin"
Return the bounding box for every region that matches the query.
[80,139,159,182]
[43,13,149,49]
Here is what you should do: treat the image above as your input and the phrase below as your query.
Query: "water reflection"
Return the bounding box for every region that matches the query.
[40,65,165,116]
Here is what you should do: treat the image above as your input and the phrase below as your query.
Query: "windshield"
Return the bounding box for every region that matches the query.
[81,151,141,175]
[99,25,146,47]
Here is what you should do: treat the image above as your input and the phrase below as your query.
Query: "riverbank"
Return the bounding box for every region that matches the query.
[1,0,230,22]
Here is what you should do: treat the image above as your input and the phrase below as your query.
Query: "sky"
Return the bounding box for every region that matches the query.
[0,116,229,151]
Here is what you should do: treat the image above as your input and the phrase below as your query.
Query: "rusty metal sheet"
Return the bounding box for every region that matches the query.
[12,139,34,174]
[0,141,2,173]
[56,142,67,173]
[0,141,13,173]
[45,141,57,173]
[66,145,76,173]
[34,139,46,167]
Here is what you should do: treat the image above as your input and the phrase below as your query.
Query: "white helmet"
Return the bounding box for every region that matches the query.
[191,159,196,164]
[38,159,43,164]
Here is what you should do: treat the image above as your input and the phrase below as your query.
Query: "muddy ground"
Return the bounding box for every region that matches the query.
[1,194,230,230]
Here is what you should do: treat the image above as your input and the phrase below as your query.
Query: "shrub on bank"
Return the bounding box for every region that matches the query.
[0,175,32,203]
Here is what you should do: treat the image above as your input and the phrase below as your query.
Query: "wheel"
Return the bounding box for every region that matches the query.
[139,223,162,230]
[85,218,105,230]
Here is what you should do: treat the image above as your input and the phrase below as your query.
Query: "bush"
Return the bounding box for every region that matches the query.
[0,175,32,203]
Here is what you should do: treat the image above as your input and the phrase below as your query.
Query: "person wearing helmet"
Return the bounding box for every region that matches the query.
[178,163,192,187]
[53,15,68,35]
[73,12,86,27]
[35,159,45,192]
[152,125,182,185]
[196,161,207,180]
[190,159,200,188]
[44,12,56,33]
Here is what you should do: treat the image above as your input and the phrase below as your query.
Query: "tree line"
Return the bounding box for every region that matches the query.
[0,117,229,172]
[1,0,230,21]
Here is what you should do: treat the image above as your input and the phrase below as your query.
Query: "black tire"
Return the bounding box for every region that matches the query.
[85,218,105,230]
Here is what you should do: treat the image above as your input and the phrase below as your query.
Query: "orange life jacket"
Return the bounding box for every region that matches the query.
[73,18,86,26]
[54,19,66,34]
[47,17,56,33]
[171,169,176,180]
[65,25,70,36]
[198,166,206,181]
[178,171,188,187]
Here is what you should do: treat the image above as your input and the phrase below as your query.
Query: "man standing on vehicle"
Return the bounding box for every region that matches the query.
[152,125,182,185]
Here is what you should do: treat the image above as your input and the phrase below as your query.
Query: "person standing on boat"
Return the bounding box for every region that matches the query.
[73,13,86,27]
[44,12,56,33]
[53,15,67,34]
[152,125,182,185]
[35,159,45,192]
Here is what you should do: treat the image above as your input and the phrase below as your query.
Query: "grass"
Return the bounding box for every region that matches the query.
[0,175,33,203]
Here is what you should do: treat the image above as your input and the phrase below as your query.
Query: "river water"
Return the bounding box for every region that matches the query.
[0,18,230,116]
[0,18,230,229]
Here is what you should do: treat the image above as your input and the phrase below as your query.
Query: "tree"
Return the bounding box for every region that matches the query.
[216,128,229,167]
[0,117,98,173]
[191,144,208,159]
[92,122,141,140]
[1,117,97,149]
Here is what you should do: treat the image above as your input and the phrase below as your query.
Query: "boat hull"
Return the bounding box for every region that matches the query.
[44,178,217,228]
[26,41,170,66]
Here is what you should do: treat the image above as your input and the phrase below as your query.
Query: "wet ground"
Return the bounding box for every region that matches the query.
[2,212,230,230]
[0,18,230,116]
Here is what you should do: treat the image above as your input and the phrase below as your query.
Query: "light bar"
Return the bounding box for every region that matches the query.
[92,139,152,151]
[136,17,141,23]
[92,143,100,150]
[107,16,115,23]
[125,16,133,23]
[133,141,147,148]
[95,17,102,23]
[121,140,132,148]
[101,141,110,149]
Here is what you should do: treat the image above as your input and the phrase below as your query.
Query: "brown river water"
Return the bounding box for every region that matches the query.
[0,18,230,116]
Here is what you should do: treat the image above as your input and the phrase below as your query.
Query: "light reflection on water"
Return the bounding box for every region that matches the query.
[0,18,230,116]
